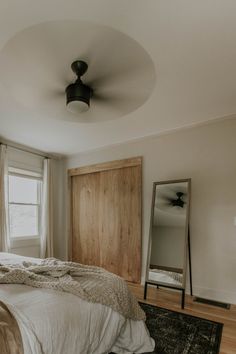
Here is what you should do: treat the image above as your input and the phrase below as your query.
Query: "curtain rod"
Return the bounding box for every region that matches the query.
[0,142,49,159]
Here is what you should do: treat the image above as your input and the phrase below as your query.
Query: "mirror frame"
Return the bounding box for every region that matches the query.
[146,178,191,290]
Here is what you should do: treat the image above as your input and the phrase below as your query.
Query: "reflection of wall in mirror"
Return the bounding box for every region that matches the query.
[150,226,185,269]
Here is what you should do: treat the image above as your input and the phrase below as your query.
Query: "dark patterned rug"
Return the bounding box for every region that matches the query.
[138,302,223,354]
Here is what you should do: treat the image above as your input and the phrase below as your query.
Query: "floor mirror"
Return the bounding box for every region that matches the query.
[144,179,192,308]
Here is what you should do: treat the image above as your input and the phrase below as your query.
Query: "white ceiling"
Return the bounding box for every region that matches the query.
[0,0,236,156]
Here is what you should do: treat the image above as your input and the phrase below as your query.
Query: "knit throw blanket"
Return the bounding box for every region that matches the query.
[0,259,145,321]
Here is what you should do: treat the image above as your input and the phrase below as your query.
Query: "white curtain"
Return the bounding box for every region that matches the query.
[40,158,54,258]
[0,145,10,252]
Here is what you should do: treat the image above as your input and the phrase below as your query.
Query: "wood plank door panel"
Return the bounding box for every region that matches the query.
[72,172,101,266]
[71,160,141,283]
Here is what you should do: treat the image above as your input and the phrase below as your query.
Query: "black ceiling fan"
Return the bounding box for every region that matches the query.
[64,59,139,115]
[157,191,186,209]
[65,60,92,113]
[170,192,185,208]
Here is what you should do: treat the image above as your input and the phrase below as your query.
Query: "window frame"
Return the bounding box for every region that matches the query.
[8,168,43,241]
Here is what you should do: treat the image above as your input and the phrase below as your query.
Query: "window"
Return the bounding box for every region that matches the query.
[8,168,42,239]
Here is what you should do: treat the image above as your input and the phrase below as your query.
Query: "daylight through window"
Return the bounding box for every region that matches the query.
[8,169,42,238]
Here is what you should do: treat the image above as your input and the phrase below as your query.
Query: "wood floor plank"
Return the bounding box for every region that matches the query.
[128,283,236,354]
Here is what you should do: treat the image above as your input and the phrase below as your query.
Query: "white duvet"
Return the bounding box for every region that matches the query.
[0,253,155,354]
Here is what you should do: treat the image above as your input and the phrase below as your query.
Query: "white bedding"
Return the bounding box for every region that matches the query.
[149,269,182,286]
[0,253,155,354]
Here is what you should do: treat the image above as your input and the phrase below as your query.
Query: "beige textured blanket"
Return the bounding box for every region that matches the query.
[0,301,23,354]
[0,259,145,321]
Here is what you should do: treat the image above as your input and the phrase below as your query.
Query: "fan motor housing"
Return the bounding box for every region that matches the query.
[66,82,92,106]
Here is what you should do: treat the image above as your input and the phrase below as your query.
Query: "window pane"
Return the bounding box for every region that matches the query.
[9,175,39,204]
[9,205,39,237]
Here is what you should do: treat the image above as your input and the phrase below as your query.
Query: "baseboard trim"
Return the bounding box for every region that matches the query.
[186,285,235,305]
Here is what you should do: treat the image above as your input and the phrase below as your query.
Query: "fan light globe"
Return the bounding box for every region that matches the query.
[67,100,89,114]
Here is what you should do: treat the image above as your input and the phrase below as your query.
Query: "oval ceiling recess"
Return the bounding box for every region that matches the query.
[0,20,156,123]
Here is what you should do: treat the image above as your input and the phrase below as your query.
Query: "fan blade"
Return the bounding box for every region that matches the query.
[156,190,176,202]
[47,89,65,99]
[38,86,66,102]
[92,90,145,101]
[155,195,172,205]
[79,29,115,66]
[86,63,151,89]
[156,200,172,207]
[92,90,148,114]
[80,28,153,89]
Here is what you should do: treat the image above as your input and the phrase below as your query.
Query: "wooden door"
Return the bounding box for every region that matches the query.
[69,157,141,283]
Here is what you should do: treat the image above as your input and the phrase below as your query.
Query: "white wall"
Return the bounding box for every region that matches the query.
[63,118,236,304]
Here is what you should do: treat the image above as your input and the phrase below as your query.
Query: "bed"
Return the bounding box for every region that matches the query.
[0,252,155,354]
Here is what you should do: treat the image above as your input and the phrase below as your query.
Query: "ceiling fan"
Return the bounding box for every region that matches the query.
[157,191,186,209]
[66,60,92,114]
[170,192,185,208]
[64,59,138,115]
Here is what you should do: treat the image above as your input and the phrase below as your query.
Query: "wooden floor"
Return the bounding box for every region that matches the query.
[128,283,236,354]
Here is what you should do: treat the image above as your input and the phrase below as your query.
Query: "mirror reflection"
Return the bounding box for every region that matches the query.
[148,180,190,288]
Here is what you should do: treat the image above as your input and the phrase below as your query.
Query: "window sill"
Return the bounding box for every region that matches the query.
[10,237,40,249]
